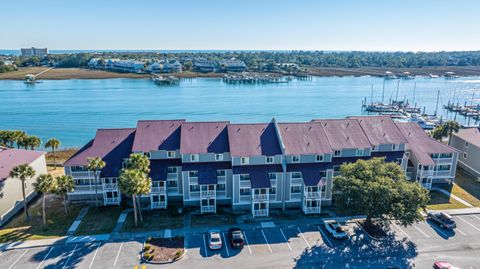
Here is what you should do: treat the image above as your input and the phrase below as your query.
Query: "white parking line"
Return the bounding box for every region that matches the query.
[458,216,480,232]
[63,244,78,269]
[261,230,273,253]
[7,249,28,269]
[279,228,292,251]
[36,246,54,269]
[202,234,208,257]
[297,227,311,248]
[414,226,430,238]
[456,228,467,236]
[221,233,230,256]
[242,231,252,255]
[473,215,480,221]
[113,241,124,267]
[392,223,411,239]
[89,243,102,268]
[317,225,333,247]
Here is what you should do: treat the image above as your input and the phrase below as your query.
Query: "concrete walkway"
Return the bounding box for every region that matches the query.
[112,208,133,234]
[432,187,474,207]
[66,207,90,236]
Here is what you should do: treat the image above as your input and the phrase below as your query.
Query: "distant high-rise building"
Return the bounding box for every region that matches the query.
[20,47,48,57]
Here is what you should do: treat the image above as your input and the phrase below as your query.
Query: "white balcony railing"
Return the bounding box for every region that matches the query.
[290,193,302,201]
[239,180,251,188]
[151,201,167,209]
[304,191,321,199]
[420,170,434,176]
[217,176,226,183]
[103,183,118,190]
[290,178,303,185]
[253,209,268,217]
[201,190,216,197]
[104,197,120,205]
[304,207,321,214]
[201,205,216,213]
[167,173,177,180]
[239,195,251,203]
[151,186,166,193]
[253,193,269,201]
[434,157,453,164]
[189,176,198,185]
[434,170,452,177]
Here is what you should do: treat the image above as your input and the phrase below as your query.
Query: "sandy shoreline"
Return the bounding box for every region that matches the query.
[1,66,480,80]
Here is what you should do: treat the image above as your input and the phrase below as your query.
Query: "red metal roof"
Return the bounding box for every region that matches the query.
[227,122,282,157]
[348,116,407,146]
[453,127,480,148]
[180,121,230,154]
[278,122,333,155]
[132,120,185,152]
[0,148,45,181]
[313,119,372,150]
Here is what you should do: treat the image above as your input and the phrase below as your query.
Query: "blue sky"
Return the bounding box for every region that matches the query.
[1,0,479,51]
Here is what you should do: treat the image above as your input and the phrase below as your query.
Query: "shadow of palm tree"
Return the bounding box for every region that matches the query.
[29,242,99,269]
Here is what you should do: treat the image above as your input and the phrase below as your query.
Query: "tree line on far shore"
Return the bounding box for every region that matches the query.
[3,50,480,74]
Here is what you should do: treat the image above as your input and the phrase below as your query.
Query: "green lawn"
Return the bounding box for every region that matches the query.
[75,206,124,235]
[0,195,83,243]
[191,209,237,228]
[427,190,469,210]
[121,207,184,232]
[439,169,480,207]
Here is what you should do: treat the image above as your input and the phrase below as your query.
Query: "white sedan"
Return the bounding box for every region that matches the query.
[208,230,223,250]
[324,220,348,239]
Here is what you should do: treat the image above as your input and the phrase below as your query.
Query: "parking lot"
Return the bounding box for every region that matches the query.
[1,214,480,268]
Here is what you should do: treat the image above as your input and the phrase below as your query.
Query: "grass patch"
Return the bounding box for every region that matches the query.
[46,148,78,165]
[191,209,237,228]
[121,208,184,232]
[47,166,65,177]
[439,169,480,207]
[75,206,124,235]
[427,190,469,210]
[0,195,83,243]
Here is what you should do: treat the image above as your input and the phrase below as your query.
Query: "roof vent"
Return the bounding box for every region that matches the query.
[190,126,194,130]
[146,124,150,128]
[346,122,350,127]
[383,133,386,137]
[359,119,363,123]
[381,119,384,122]
[408,132,411,136]
[285,127,288,130]
[237,128,241,132]
[307,142,310,147]
[308,126,312,131]
[324,123,327,127]
[346,136,350,141]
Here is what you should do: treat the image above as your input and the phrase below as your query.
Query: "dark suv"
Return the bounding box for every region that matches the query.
[228,228,245,249]
[428,212,456,229]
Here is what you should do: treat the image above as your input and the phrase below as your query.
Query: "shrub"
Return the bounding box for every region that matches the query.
[144,244,151,252]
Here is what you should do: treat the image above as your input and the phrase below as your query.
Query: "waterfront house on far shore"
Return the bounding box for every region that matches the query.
[193,58,216,73]
[63,116,459,217]
[219,58,247,72]
[20,47,48,57]
[449,127,480,178]
[396,122,459,189]
[147,60,182,73]
[0,147,47,226]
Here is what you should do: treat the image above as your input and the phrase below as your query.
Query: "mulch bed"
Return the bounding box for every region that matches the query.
[144,237,184,263]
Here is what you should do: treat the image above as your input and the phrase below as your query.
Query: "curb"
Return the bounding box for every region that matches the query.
[140,236,186,264]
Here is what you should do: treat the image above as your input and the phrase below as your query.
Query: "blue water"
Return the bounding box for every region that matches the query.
[0,76,479,148]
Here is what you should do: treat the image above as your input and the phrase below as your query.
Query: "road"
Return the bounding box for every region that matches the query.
[1,213,480,268]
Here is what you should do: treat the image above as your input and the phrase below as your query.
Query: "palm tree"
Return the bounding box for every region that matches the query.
[86,157,106,207]
[10,164,36,219]
[124,153,151,222]
[26,135,42,150]
[13,130,27,149]
[45,138,61,168]
[432,126,444,141]
[34,174,57,225]
[442,120,460,145]
[0,130,15,148]
[55,175,75,214]
[118,168,151,227]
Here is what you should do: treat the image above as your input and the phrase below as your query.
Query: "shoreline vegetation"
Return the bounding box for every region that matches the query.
[1,66,480,80]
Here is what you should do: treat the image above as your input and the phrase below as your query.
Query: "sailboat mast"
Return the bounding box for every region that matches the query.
[434,90,440,116]
[412,82,416,107]
[395,79,400,102]
[370,85,374,104]
[382,79,385,104]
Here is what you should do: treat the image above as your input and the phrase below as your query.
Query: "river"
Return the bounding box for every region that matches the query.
[0,76,479,148]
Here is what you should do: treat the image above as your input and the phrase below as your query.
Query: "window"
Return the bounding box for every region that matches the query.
[268,172,277,180]
[440,153,453,158]
[392,144,399,151]
[315,155,323,162]
[217,183,226,190]
[74,179,89,185]
[240,188,251,196]
[189,171,198,177]
[266,156,274,164]
[215,153,223,161]
[292,155,300,163]
[239,174,250,180]
[291,186,301,194]
[291,172,302,179]
[240,157,249,165]
[333,166,341,172]
[269,187,276,194]
[190,154,199,162]
[431,153,439,159]
[333,150,341,157]
[465,141,469,148]
[356,148,364,156]
[167,180,177,187]
[463,152,467,159]
[167,151,175,158]
[319,171,327,178]
[216,169,225,176]
[167,166,177,173]
[71,166,87,172]
[321,185,327,196]
[436,165,451,171]
[189,185,200,192]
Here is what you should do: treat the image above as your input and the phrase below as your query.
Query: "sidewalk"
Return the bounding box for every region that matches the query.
[431,187,474,208]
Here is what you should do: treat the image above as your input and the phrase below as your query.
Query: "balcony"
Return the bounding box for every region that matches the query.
[151,201,167,209]
[434,170,452,177]
[253,193,269,201]
[201,190,216,198]
[290,178,303,185]
[151,186,166,194]
[217,175,226,183]
[167,173,177,180]
[253,209,268,217]
[71,185,102,193]
[201,205,216,213]
[239,195,251,203]
[104,197,120,205]
[433,157,453,165]
[103,183,118,190]
[304,207,321,214]
[304,191,321,199]
[239,180,251,188]
[290,193,302,201]
[420,170,434,176]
